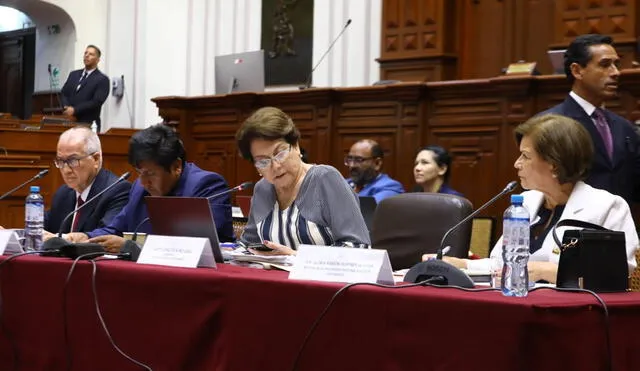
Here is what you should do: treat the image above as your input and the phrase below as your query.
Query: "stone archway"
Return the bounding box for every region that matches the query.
[0,0,76,92]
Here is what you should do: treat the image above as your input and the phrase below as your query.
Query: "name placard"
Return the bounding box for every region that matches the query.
[289,245,394,285]
[137,235,216,268]
[0,230,24,255]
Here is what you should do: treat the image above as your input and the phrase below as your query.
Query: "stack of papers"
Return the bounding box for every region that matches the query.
[224,249,296,271]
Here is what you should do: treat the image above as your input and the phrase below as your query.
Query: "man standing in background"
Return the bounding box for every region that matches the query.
[539,34,640,206]
[345,139,404,203]
[60,45,110,132]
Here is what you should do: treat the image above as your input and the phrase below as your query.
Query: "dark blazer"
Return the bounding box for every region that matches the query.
[60,68,110,130]
[540,95,640,205]
[45,168,131,234]
[85,162,235,242]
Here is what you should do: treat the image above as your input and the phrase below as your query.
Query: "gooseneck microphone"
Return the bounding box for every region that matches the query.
[42,172,131,256]
[206,181,254,200]
[436,181,518,260]
[300,19,352,90]
[404,181,519,288]
[0,169,49,201]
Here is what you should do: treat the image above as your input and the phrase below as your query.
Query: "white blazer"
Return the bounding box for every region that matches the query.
[467,181,639,273]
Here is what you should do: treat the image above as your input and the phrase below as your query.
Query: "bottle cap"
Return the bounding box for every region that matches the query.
[30,186,40,193]
[511,194,523,203]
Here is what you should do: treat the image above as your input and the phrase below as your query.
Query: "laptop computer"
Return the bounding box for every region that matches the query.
[547,49,566,75]
[145,197,224,263]
[359,196,377,232]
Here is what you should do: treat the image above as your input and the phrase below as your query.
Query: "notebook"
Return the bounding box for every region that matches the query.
[145,197,224,263]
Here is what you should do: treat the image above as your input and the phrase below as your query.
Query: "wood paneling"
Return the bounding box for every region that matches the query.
[0,124,133,228]
[153,70,640,241]
[383,0,639,81]
[379,0,458,81]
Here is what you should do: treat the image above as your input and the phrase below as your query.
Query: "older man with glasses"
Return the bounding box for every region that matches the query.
[345,139,404,203]
[65,124,234,252]
[44,126,131,239]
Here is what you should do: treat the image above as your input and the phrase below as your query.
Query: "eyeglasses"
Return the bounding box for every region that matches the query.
[54,153,95,169]
[254,145,291,170]
[344,155,374,166]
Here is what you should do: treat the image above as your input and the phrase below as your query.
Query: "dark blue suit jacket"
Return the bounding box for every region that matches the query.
[85,162,234,242]
[60,69,110,129]
[45,168,131,234]
[540,96,640,205]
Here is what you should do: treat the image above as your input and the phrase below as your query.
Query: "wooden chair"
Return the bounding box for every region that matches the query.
[469,217,495,258]
[232,217,248,240]
[630,249,640,292]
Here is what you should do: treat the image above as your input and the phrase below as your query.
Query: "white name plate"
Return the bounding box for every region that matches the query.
[289,245,394,285]
[137,235,216,268]
[0,230,24,255]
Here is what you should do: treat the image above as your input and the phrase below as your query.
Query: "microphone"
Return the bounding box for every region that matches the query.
[300,19,352,90]
[42,172,131,256]
[436,181,518,259]
[206,181,254,200]
[131,217,150,243]
[404,181,519,288]
[0,169,49,201]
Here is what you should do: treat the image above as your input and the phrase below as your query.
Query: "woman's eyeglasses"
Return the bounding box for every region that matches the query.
[254,145,292,169]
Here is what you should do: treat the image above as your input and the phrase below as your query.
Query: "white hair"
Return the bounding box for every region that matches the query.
[59,126,103,166]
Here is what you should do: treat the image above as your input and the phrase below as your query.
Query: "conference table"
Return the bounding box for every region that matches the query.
[0,255,639,371]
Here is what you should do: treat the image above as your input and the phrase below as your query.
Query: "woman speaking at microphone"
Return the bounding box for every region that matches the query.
[235,107,370,255]
[424,114,638,283]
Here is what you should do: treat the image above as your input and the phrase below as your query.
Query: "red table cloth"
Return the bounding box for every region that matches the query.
[0,256,639,371]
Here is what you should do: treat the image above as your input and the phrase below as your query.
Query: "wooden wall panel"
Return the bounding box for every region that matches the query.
[384,0,638,81]
[0,127,133,228]
[380,0,458,81]
[153,70,640,241]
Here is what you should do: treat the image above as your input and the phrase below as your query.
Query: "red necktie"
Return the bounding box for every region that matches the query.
[592,108,614,160]
[71,196,84,232]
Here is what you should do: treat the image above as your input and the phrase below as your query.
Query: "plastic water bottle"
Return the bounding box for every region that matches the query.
[91,121,98,133]
[501,194,530,297]
[24,185,44,251]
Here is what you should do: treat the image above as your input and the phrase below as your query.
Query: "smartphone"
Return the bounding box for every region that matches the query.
[247,243,274,252]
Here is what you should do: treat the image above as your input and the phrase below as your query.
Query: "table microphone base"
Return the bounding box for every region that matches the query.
[404,259,474,288]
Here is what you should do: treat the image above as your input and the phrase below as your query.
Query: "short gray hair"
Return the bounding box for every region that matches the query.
[59,126,103,166]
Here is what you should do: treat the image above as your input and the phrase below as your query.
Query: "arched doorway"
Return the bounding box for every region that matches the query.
[0,0,76,118]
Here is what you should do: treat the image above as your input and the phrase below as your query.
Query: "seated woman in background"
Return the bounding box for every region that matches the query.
[236,106,370,255]
[425,114,638,282]
[413,145,463,196]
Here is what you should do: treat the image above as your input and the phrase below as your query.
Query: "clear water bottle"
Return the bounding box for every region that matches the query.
[25,185,44,251]
[501,194,530,297]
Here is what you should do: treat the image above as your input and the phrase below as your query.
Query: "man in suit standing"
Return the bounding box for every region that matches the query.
[60,45,110,131]
[44,127,131,237]
[539,34,640,206]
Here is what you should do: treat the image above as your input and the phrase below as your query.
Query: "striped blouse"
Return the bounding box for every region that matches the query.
[241,165,370,249]
[257,202,333,249]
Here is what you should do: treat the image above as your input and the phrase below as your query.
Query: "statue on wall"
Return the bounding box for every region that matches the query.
[261,0,313,86]
[269,0,298,59]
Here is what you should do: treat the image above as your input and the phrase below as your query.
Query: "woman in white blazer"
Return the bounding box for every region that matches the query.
[425,114,639,283]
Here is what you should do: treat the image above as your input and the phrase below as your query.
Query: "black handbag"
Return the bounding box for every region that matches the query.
[552,219,628,292]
